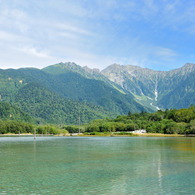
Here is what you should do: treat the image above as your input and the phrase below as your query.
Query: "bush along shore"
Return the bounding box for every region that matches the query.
[0,105,194,136]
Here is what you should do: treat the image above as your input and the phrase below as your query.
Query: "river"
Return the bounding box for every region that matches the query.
[0,136,194,194]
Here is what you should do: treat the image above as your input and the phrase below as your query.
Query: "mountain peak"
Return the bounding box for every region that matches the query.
[54,62,78,68]
[182,63,195,70]
[168,63,195,75]
[83,66,100,73]
[42,62,84,75]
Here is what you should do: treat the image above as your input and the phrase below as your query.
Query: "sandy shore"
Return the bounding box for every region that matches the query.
[131,133,184,137]
[80,133,184,137]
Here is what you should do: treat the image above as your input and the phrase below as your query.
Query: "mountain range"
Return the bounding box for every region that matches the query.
[102,63,195,110]
[0,62,194,124]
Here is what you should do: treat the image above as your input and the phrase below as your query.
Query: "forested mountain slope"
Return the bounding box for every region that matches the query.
[13,82,113,124]
[0,65,150,124]
[0,102,33,123]
[1,62,193,125]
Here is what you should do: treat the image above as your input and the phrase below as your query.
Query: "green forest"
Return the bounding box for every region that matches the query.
[0,67,151,125]
[84,105,195,135]
[0,104,194,135]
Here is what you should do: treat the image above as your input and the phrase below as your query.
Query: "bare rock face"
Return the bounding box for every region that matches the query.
[83,66,100,74]
[101,63,195,110]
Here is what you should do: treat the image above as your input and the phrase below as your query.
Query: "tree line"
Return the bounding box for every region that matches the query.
[84,105,195,134]
[0,105,194,135]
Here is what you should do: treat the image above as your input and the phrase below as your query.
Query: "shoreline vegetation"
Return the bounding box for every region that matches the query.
[0,132,186,137]
[0,105,194,136]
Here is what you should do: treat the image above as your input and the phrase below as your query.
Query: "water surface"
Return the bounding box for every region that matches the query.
[0,136,195,194]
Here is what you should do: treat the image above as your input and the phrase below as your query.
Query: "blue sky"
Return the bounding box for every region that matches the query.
[0,0,195,70]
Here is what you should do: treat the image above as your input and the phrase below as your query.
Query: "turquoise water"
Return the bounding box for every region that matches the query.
[0,136,195,194]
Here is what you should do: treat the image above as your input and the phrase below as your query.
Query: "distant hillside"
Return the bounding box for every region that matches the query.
[43,64,151,114]
[0,68,116,124]
[101,63,195,110]
[43,62,128,94]
[13,82,113,124]
[0,102,33,123]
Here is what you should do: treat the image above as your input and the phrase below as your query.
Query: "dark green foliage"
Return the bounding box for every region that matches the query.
[0,105,194,135]
[13,82,113,124]
[41,70,150,114]
[158,71,195,109]
[0,63,194,126]
[36,125,59,135]
[0,102,33,123]
[84,105,195,134]
[0,120,33,134]
[0,64,151,126]
[64,126,79,133]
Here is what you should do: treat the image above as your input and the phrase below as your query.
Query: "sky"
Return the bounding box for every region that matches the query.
[0,0,195,71]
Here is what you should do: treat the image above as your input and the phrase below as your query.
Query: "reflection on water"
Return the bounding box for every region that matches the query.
[0,137,195,194]
[158,156,163,192]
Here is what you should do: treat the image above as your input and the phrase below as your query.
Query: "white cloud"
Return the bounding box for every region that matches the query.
[0,0,193,71]
[56,23,94,36]
[17,47,52,59]
[58,31,79,40]
[154,47,177,59]
[0,30,21,41]
[0,45,55,69]
[46,0,88,18]
[0,8,30,33]
[2,9,27,20]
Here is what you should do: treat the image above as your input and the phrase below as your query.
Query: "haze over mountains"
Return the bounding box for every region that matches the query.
[0,62,194,124]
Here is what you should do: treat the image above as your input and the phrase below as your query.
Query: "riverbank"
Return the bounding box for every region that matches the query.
[79,132,185,137]
[132,133,184,137]
[0,133,33,136]
[0,133,190,137]
[0,133,69,137]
